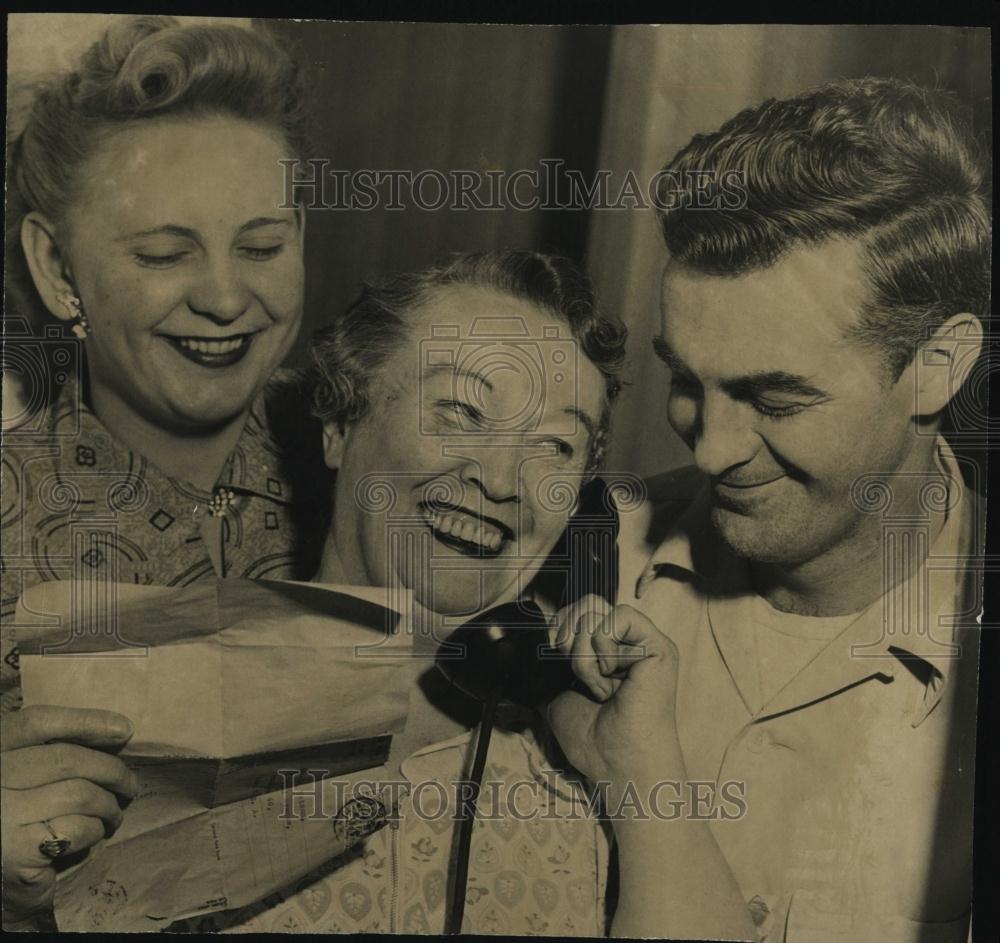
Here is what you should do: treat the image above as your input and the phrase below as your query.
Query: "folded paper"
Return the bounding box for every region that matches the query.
[15,578,415,931]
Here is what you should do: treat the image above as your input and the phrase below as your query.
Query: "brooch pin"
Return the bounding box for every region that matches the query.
[334,794,388,846]
[207,488,236,518]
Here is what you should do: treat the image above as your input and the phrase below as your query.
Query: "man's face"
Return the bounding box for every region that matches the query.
[327,285,606,615]
[658,239,919,566]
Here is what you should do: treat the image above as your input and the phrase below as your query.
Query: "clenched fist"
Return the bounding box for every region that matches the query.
[547,601,684,787]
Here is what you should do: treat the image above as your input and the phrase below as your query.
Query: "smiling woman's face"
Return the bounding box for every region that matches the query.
[323,285,607,616]
[58,114,304,432]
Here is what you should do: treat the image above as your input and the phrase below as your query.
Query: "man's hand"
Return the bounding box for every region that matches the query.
[548,600,754,940]
[1,706,139,923]
[548,601,683,787]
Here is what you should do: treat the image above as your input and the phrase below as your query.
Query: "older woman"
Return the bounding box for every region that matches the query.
[1,15,326,925]
[172,252,751,938]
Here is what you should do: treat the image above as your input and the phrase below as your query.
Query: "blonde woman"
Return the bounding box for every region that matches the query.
[2,16,325,925]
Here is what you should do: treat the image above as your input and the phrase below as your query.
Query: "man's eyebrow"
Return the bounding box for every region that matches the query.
[424,364,494,393]
[724,372,829,400]
[116,217,291,242]
[653,336,828,398]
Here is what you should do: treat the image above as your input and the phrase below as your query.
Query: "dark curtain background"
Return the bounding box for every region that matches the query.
[264,20,612,364]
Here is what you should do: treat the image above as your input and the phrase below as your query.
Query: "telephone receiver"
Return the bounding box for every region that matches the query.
[434,475,620,708]
[436,476,620,933]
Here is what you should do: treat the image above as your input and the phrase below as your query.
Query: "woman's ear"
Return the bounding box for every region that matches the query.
[21,212,77,322]
[912,313,984,417]
[321,419,348,470]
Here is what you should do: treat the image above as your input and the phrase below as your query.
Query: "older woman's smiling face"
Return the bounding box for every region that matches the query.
[58,114,304,432]
[322,285,607,616]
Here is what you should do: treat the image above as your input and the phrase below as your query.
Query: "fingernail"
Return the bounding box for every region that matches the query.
[110,717,134,740]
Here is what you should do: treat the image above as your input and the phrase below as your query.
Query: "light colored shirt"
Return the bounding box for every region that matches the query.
[173,722,610,935]
[749,597,857,709]
[616,438,981,943]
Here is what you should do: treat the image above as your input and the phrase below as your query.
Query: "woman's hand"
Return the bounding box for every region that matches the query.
[1,706,139,923]
[548,600,683,787]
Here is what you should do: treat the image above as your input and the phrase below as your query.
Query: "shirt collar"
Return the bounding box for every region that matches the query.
[49,372,311,504]
[870,435,975,682]
[636,437,975,717]
[634,479,730,596]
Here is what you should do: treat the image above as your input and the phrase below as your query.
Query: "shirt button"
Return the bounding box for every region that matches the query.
[747,730,768,753]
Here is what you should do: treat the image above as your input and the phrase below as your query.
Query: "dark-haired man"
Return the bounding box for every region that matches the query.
[616,78,987,942]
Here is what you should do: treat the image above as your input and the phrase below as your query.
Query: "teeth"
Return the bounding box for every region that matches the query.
[177,337,246,354]
[423,508,504,551]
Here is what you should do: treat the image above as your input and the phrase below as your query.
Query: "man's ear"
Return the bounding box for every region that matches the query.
[321,419,348,470]
[912,313,984,417]
[21,212,77,322]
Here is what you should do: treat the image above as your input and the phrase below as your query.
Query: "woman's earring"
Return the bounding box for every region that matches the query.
[57,291,90,339]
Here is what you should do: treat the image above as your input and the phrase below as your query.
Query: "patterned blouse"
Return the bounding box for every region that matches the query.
[172,723,612,936]
[1,371,332,713]
[2,376,613,936]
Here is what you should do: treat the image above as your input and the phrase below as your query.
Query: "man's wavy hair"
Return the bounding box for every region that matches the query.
[656,77,991,379]
[309,251,627,474]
